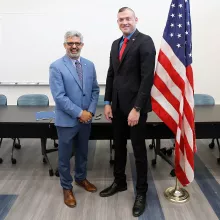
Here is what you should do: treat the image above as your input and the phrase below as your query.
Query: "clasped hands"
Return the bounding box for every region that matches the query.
[78,110,93,123]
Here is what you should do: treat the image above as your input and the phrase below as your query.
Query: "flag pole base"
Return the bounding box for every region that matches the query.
[164,178,190,203]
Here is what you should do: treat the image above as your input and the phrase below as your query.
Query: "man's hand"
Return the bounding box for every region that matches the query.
[79,110,92,123]
[104,105,113,122]
[128,108,140,127]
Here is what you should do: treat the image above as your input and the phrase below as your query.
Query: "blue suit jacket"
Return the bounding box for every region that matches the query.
[49,55,100,127]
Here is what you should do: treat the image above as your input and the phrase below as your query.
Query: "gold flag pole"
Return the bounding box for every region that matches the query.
[164,177,190,203]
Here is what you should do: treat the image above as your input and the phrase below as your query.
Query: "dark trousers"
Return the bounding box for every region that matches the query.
[112,108,148,194]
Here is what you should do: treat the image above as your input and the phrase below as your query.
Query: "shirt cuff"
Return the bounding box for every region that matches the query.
[104,101,111,105]
[78,110,83,118]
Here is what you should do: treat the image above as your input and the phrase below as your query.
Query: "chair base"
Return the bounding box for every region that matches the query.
[209,138,220,163]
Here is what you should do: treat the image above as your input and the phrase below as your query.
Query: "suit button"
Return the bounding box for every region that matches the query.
[83,94,85,96]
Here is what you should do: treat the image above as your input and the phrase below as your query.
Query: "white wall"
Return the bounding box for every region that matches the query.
[0,0,220,104]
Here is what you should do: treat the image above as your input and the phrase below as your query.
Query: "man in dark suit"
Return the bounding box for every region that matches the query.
[99,7,156,217]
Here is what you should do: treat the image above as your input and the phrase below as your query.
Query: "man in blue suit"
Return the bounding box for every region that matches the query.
[49,30,100,208]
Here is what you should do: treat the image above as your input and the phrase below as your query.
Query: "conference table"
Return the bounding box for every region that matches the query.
[0,105,220,176]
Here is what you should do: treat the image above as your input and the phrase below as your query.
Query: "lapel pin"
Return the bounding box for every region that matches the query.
[132,38,135,41]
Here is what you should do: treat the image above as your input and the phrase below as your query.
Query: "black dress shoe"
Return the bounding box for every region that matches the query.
[132,194,146,217]
[99,182,127,197]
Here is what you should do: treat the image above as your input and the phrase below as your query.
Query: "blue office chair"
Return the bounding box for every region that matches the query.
[17,94,49,106]
[194,94,215,106]
[0,94,7,105]
[11,94,51,165]
[0,94,7,164]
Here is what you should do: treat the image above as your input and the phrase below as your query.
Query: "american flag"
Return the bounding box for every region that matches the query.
[151,0,196,186]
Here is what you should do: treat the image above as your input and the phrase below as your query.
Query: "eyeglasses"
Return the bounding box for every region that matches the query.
[66,42,82,47]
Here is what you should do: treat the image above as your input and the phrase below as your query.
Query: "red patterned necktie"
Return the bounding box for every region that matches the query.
[119,38,129,61]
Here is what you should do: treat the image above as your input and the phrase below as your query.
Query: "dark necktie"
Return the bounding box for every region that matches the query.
[119,38,129,61]
[75,60,83,85]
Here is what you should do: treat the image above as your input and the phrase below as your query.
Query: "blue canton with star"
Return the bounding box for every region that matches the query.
[163,0,192,67]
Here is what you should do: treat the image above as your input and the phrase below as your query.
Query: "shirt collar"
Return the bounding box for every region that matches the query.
[122,28,136,40]
[71,57,81,64]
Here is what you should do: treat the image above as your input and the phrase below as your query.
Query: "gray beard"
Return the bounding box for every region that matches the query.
[67,51,81,59]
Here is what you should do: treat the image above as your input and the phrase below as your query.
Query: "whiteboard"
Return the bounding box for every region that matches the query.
[0,0,220,87]
[0,0,170,84]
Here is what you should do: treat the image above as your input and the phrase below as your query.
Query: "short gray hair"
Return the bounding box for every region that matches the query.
[64,30,84,43]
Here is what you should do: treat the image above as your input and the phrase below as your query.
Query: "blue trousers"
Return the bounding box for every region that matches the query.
[56,123,91,190]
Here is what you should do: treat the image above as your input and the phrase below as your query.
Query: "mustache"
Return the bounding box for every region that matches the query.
[70,49,80,53]
[67,49,81,58]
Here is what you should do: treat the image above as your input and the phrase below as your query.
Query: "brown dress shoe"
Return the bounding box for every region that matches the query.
[75,179,97,192]
[63,189,76,208]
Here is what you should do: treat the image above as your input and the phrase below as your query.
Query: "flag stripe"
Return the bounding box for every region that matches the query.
[175,141,190,186]
[155,62,182,101]
[158,50,185,92]
[151,97,177,134]
[186,65,194,90]
[153,73,180,112]
[151,85,179,125]
[183,97,195,136]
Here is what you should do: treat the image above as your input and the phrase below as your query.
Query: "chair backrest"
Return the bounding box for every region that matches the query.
[0,94,7,106]
[97,95,105,106]
[194,94,215,106]
[17,94,49,106]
